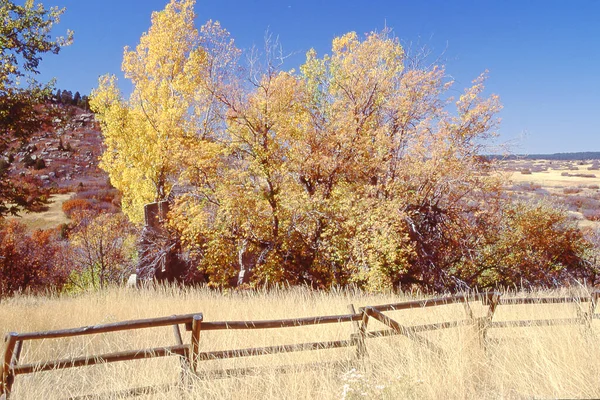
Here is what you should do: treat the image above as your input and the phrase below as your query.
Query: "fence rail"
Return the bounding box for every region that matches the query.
[2,291,599,399]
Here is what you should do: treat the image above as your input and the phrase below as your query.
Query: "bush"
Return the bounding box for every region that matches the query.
[564,187,582,195]
[468,201,593,288]
[34,158,46,170]
[0,220,70,297]
[66,212,136,291]
[583,209,600,222]
[22,154,35,168]
[62,198,94,218]
[0,159,10,174]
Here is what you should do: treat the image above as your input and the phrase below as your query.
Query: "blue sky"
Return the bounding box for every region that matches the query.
[33,0,600,154]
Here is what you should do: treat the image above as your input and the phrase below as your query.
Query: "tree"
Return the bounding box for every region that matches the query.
[90,0,211,223]
[172,30,506,290]
[73,90,81,106]
[0,0,72,216]
[79,94,89,110]
[68,212,136,291]
[60,89,72,104]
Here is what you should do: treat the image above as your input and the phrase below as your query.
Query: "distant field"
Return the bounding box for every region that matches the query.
[508,163,600,189]
[501,159,600,230]
[6,192,73,231]
[1,286,599,399]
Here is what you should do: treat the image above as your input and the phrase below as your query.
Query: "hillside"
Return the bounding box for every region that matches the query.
[3,105,107,192]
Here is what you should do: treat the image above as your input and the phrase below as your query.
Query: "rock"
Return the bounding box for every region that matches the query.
[40,175,50,181]
[126,274,138,288]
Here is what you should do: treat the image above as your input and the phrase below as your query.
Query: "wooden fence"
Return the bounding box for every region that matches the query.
[2,291,598,399]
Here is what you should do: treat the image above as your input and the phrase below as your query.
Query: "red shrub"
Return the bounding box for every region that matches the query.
[62,198,94,218]
[0,220,70,297]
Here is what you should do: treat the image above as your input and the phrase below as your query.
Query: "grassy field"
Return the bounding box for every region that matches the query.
[1,286,600,399]
[508,162,599,189]
[5,193,73,231]
[502,160,600,230]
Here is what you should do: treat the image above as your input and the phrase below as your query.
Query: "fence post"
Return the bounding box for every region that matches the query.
[190,315,203,373]
[1,333,18,398]
[584,291,599,335]
[590,291,599,320]
[173,324,191,386]
[479,292,500,352]
[347,304,366,359]
[356,308,370,359]
[462,295,475,321]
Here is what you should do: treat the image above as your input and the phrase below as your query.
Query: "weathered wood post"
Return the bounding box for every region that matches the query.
[190,314,203,373]
[579,290,599,337]
[172,324,191,386]
[347,304,366,359]
[1,333,18,398]
[356,307,370,359]
[590,291,599,320]
[479,292,500,352]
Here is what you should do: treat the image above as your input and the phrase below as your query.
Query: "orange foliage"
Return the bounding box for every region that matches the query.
[62,198,93,218]
[0,220,70,297]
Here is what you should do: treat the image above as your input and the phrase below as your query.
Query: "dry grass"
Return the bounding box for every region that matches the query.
[5,192,73,231]
[508,165,600,189]
[2,286,600,399]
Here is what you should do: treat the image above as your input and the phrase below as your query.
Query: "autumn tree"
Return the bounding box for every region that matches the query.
[0,0,72,216]
[0,220,69,297]
[90,0,210,223]
[171,30,507,290]
[67,212,136,291]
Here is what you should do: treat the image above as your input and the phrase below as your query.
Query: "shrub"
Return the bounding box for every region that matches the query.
[66,212,137,291]
[520,169,532,175]
[0,220,70,297]
[34,158,46,170]
[511,182,541,192]
[22,154,35,168]
[583,209,600,222]
[62,198,94,218]
[468,201,593,288]
[564,187,582,195]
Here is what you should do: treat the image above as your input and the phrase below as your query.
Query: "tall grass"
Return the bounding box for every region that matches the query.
[1,286,599,399]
